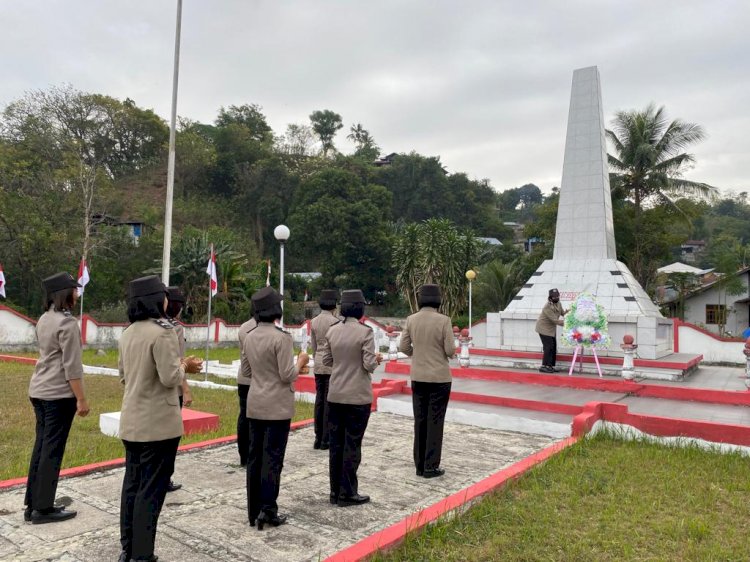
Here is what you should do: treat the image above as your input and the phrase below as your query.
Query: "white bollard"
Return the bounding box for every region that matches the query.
[620,335,638,381]
[458,328,472,368]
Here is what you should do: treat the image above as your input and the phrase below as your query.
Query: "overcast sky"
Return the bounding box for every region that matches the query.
[1,0,747,193]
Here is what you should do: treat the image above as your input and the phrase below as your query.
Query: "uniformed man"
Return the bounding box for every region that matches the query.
[535,288,566,373]
[323,289,382,507]
[118,275,201,562]
[165,286,195,493]
[310,289,340,450]
[25,272,90,524]
[243,287,308,530]
[236,312,257,467]
[399,284,455,479]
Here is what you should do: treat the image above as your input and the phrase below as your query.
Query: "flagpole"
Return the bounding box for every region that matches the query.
[205,243,213,381]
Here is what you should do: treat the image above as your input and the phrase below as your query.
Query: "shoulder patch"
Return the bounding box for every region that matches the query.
[167,317,180,327]
[153,318,174,330]
[248,325,257,333]
[63,310,72,317]
[275,326,292,336]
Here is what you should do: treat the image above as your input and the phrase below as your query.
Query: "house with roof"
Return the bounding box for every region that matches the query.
[659,262,750,336]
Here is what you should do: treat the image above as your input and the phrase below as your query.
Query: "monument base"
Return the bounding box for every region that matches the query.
[486,311,673,360]
[99,408,220,438]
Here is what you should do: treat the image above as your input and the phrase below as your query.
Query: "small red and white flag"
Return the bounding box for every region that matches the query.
[265,259,271,287]
[77,257,90,296]
[206,245,218,297]
[0,263,6,299]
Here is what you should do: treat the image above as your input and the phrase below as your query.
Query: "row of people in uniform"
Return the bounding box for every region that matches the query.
[24,272,455,562]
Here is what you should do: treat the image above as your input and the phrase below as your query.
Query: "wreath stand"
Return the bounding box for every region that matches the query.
[568,345,603,378]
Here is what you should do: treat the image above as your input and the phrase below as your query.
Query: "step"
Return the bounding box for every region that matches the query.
[377,394,573,439]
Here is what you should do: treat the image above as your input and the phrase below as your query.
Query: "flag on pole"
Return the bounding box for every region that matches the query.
[206,246,218,296]
[265,259,271,287]
[0,263,6,299]
[77,257,90,297]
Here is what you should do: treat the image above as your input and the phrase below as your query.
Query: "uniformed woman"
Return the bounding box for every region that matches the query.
[118,276,201,562]
[310,289,340,450]
[165,286,194,493]
[399,284,456,479]
[236,313,257,467]
[323,289,382,507]
[243,286,308,530]
[25,272,90,524]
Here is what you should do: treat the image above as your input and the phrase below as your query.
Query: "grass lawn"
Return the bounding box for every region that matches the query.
[0,362,314,481]
[374,434,750,562]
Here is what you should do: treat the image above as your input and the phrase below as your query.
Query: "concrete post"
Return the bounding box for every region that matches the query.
[459,328,472,368]
[386,326,399,362]
[620,334,638,381]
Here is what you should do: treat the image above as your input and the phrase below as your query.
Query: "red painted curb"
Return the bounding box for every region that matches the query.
[0,354,37,365]
[0,418,315,490]
[401,387,582,416]
[384,362,750,406]
[325,436,579,561]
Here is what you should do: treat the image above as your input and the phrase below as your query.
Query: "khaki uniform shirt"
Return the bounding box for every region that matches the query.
[324,319,378,405]
[399,307,456,383]
[29,308,84,400]
[535,301,564,337]
[310,310,340,375]
[169,319,186,396]
[237,318,257,386]
[118,319,185,442]
[244,323,299,420]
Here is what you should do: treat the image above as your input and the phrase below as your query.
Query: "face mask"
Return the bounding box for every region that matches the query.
[550,297,560,303]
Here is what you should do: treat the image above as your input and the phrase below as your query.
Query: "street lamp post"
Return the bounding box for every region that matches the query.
[274,225,290,328]
[465,269,476,338]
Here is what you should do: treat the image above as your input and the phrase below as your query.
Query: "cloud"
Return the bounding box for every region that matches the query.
[1,0,747,192]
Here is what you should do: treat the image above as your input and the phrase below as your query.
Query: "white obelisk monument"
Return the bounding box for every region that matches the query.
[486,66,673,359]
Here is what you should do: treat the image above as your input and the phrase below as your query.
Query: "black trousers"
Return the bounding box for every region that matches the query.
[539,334,557,367]
[25,397,77,512]
[328,402,371,498]
[246,418,290,522]
[411,382,451,473]
[168,395,184,481]
[314,374,331,446]
[237,384,250,465]
[120,437,180,560]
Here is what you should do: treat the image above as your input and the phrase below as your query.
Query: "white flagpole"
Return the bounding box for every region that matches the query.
[204,243,213,381]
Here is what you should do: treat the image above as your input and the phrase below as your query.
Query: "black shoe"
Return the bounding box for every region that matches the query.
[249,518,256,527]
[550,367,560,372]
[538,366,554,373]
[422,468,445,479]
[256,512,287,530]
[30,508,77,524]
[118,551,128,562]
[166,481,182,492]
[313,441,321,449]
[416,469,424,477]
[25,505,65,522]
[319,443,329,450]
[128,557,158,562]
[329,493,338,505]
[338,494,370,507]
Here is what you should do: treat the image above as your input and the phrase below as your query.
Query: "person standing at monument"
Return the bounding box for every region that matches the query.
[118,275,201,562]
[398,284,456,478]
[236,311,257,467]
[535,288,566,373]
[165,286,194,493]
[323,289,382,507]
[243,286,308,530]
[25,272,90,524]
[310,289,340,450]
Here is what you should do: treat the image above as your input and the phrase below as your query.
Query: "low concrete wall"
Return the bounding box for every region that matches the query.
[0,304,403,352]
[674,319,746,364]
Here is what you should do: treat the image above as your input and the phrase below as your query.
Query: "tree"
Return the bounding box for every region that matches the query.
[392,219,480,318]
[606,105,716,285]
[309,110,343,157]
[474,259,526,315]
[215,104,272,143]
[288,168,392,296]
[347,123,379,160]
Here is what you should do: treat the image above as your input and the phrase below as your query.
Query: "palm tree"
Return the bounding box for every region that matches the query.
[475,259,526,313]
[606,105,716,284]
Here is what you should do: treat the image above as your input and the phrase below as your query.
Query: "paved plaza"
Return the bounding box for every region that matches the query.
[0,413,556,562]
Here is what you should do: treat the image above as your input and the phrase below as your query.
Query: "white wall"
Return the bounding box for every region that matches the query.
[682,274,750,336]
[677,323,746,364]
